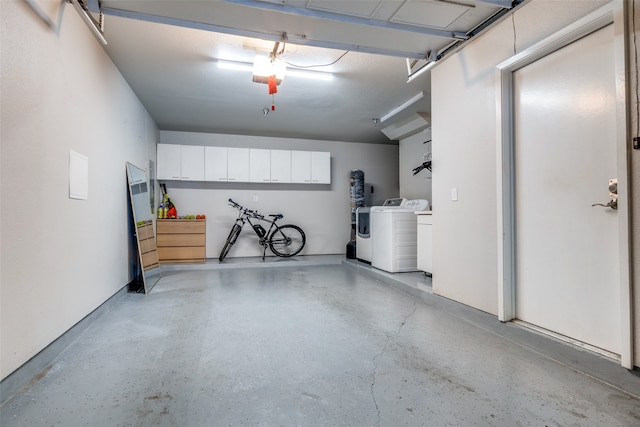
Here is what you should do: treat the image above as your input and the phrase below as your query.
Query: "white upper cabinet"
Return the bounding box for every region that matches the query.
[291,150,312,183]
[180,145,204,181]
[157,144,204,181]
[227,147,250,182]
[270,150,291,183]
[204,146,228,182]
[158,144,328,184]
[157,144,182,180]
[291,151,330,184]
[249,149,271,183]
[311,151,331,184]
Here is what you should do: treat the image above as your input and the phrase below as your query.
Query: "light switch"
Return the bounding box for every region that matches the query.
[253,195,258,202]
[451,187,458,201]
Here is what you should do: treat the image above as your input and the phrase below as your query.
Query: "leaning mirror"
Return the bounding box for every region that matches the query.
[126,162,161,293]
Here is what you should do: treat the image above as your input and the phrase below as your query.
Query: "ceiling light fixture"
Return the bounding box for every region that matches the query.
[217,60,333,81]
[379,91,425,123]
[252,55,286,85]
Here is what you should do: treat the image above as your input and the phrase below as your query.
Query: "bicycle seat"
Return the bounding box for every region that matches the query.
[269,214,283,220]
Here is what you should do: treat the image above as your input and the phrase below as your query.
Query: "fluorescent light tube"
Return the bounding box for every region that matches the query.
[217,61,253,72]
[286,69,333,81]
[380,91,425,122]
[217,60,333,81]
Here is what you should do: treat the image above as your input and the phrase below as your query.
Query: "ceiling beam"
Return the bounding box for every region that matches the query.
[219,0,463,40]
[85,0,99,13]
[474,0,513,8]
[100,7,429,59]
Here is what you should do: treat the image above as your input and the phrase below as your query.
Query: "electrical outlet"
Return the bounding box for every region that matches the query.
[451,187,458,201]
[634,137,640,150]
[253,195,258,202]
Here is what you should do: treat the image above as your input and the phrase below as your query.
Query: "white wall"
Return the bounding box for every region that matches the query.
[159,131,399,258]
[1,1,159,379]
[399,129,432,203]
[430,0,611,315]
[627,0,640,367]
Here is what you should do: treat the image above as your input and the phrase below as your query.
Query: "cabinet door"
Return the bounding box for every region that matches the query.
[204,146,228,182]
[311,151,330,184]
[227,148,250,182]
[270,150,291,183]
[157,144,182,180]
[291,150,311,183]
[249,149,271,183]
[417,217,433,273]
[181,145,204,181]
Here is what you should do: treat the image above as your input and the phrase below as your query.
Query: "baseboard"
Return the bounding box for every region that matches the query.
[0,285,129,406]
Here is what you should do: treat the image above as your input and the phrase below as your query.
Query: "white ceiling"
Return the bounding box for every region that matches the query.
[91,0,514,144]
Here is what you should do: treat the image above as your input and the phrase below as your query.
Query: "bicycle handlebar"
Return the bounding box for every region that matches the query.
[227,198,267,220]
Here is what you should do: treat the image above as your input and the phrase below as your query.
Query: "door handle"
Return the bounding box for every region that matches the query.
[592,178,618,210]
[591,200,617,210]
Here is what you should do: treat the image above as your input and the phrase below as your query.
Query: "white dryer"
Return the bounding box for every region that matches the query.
[370,199,429,273]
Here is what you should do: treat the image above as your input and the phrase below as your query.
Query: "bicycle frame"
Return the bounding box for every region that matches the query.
[227,200,285,259]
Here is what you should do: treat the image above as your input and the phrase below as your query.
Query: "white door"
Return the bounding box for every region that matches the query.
[311,151,330,184]
[291,150,311,183]
[156,144,181,180]
[249,149,271,183]
[180,145,204,181]
[227,148,249,182]
[270,150,291,183]
[204,146,228,182]
[513,24,620,354]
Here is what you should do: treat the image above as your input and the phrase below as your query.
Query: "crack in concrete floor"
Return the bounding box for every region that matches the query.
[370,300,417,426]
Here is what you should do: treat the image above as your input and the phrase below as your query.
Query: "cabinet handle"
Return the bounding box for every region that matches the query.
[218,178,226,181]
[263,179,270,182]
[229,178,236,181]
[172,176,180,179]
[272,179,278,182]
[183,176,190,179]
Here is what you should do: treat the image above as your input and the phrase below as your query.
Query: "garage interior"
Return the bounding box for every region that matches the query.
[1,0,640,424]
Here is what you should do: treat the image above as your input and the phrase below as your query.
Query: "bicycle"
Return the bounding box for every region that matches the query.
[219,199,306,261]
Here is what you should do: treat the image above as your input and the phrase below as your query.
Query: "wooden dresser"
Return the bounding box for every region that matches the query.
[157,219,206,263]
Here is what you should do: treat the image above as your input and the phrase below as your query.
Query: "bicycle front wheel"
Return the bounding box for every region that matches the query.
[269,224,306,257]
[219,223,242,261]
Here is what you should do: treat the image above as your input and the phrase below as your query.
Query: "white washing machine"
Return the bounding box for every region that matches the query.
[355,206,371,262]
[370,199,429,273]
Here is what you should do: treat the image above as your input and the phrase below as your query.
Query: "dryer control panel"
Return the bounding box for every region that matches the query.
[382,198,406,207]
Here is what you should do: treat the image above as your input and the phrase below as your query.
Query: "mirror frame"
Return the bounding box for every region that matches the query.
[126,162,161,293]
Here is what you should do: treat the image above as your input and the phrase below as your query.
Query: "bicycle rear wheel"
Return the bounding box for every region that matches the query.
[219,223,242,261]
[269,224,305,257]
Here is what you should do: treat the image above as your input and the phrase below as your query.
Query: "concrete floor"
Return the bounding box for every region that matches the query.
[2,258,640,426]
